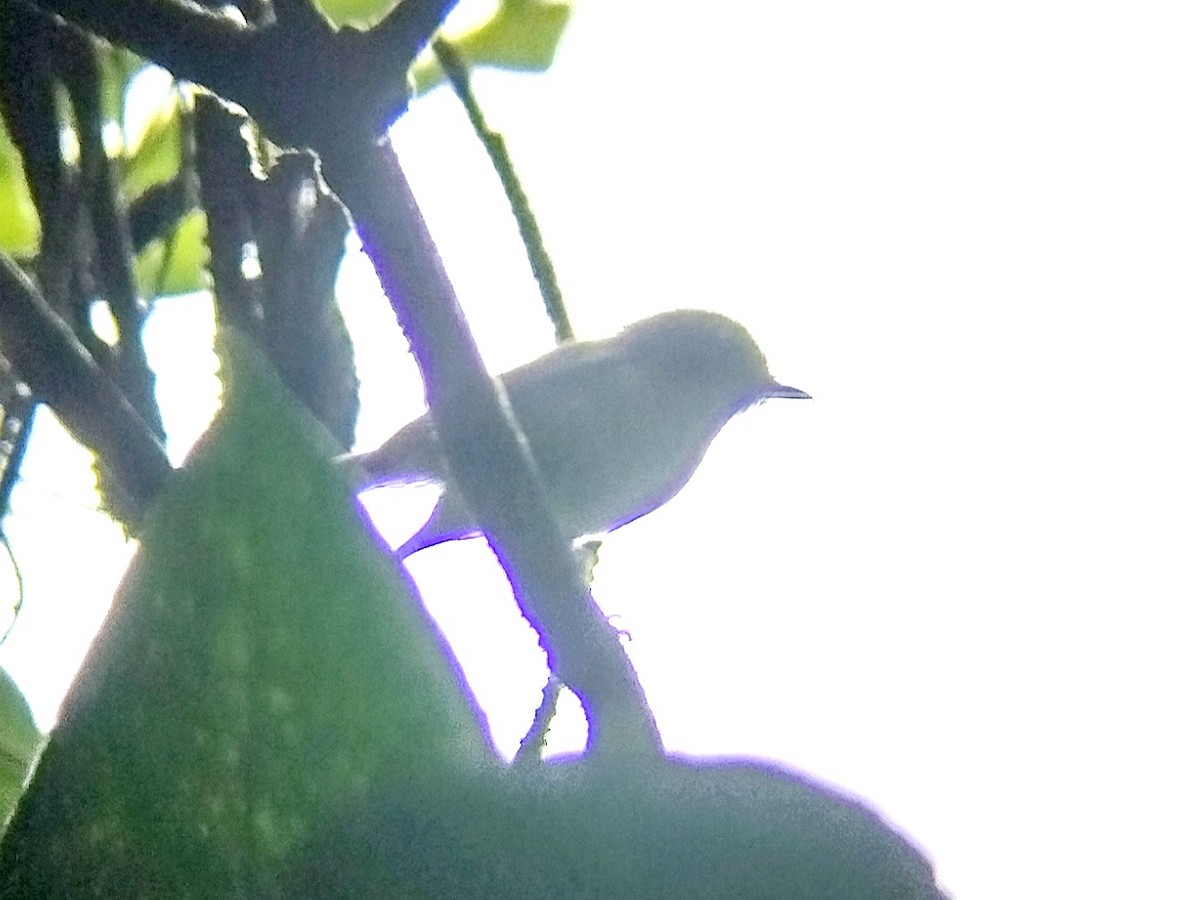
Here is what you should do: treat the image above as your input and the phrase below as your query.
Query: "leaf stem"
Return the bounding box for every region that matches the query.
[432,36,574,344]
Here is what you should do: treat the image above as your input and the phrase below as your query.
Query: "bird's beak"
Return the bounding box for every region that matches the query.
[767,382,811,400]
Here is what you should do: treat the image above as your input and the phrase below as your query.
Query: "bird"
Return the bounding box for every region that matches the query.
[343,309,810,558]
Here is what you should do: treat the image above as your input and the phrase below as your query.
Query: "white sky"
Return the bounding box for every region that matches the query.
[3,2,1199,898]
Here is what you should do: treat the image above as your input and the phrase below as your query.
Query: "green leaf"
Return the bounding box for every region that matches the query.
[0,329,493,897]
[0,123,40,256]
[0,669,41,835]
[411,0,574,96]
[315,0,399,28]
[134,208,209,299]
[100,46,148,136]
[121,92,181,202]
[0,46,152,257]
[287,755,948,898]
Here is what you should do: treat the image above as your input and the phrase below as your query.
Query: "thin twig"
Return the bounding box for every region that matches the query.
[0,253,171,522]
[0,373,35,646]
[0,530,25,647]
[60,27,166,439]
[432,37,573,344]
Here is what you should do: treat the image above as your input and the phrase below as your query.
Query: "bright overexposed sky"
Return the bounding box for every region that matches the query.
[3,2,1199,898]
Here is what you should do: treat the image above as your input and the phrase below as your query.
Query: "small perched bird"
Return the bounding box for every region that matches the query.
[345,310,810,557]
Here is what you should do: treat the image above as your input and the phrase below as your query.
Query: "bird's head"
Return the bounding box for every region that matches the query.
[616,310,810,416]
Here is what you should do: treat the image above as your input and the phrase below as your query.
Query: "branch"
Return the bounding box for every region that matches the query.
[193,94,262,335]
[23,0,252,100]
[369,0,459,77]
[26,0,450,148]
[59,26,166,439]
[0,2,74,312]
[0,360,37,519]
[319,141,662,759]
[0,253,171,522]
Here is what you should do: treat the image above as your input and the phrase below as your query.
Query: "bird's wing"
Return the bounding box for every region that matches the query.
[499,337,625,451]
[344,340,615,493]
[498,336,617,395]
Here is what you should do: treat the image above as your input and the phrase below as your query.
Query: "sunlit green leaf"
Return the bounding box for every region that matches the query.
[316,0,399,28]
[135,208,208,299]
[0,329,493,896]
[411,0,574,96]
[121,92,180,201]
[0,46,151,257]
[100,46,148,136]
[0,124,40,256]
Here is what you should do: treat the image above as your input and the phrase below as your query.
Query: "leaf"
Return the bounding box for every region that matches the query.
[411,0,574,96]
[453,0,574,70]
[121,91,181,202]
[100,46,148,136]
[134,208,209,299]
[286,755,949,898]
[0,46,150,257]
[0,329,494,897]
[0,669,41,834]
[0,123,40,256]
[316,0,400,28]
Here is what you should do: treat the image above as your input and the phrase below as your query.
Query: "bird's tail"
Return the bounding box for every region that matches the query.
[337,417,444,491]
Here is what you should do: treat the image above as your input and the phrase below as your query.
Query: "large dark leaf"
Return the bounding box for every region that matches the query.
[0,329,493,897]
[287,754,949,898]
